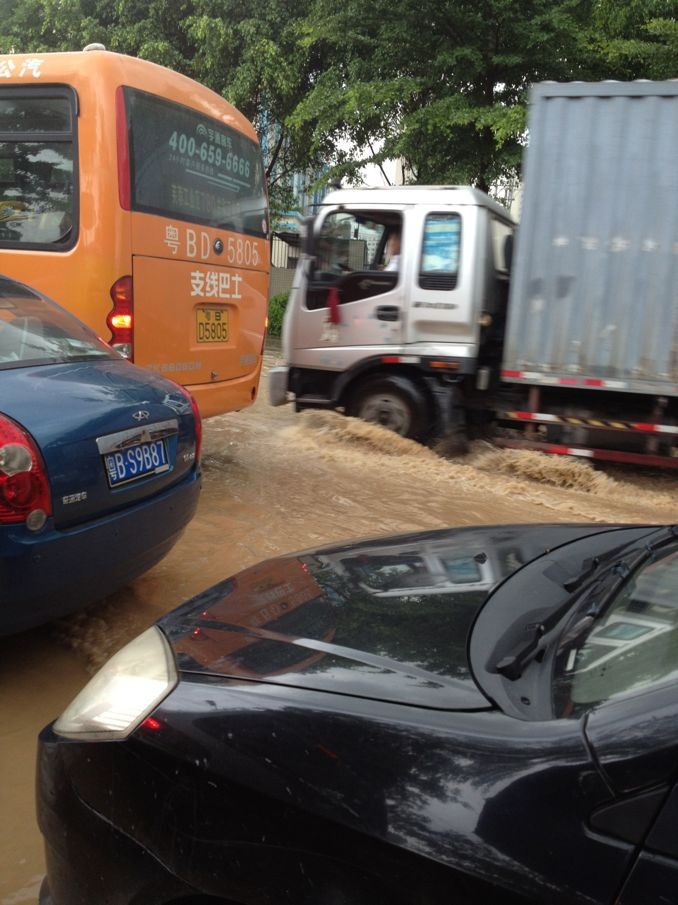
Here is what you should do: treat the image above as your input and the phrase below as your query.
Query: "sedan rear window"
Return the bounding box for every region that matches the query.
[0,278,117,369]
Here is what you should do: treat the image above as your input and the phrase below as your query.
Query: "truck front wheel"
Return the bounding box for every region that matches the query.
[346,375,429,440]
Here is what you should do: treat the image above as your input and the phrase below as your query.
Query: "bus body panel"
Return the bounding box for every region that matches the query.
[0,50,269,418]
[132,253,267,393]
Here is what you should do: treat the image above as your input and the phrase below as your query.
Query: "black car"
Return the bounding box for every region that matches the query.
[37,523,678,905]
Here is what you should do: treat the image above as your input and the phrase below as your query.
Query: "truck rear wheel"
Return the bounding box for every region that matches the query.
[347,375,429,440]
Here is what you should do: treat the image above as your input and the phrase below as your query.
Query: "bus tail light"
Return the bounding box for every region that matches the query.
[108,276,134,359]
[0,415,51,529]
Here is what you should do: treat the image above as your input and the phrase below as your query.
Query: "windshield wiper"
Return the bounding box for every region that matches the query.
[493,526,678,681]
[562,556,601,593]
[493,595,575,681]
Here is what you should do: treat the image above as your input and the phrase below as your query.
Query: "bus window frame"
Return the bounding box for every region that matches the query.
[122,86,268,239]
[0,83,79,253]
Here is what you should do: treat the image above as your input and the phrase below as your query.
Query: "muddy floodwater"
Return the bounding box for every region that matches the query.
[2,347,677,903]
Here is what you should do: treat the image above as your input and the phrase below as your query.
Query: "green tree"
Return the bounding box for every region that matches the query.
[1,0,674,198]
[581,0,678,80]
[0,0,194,68]
[293,0,676,191]
[0,0,326,220]
[292,0,589,191]
[186,0,332,220]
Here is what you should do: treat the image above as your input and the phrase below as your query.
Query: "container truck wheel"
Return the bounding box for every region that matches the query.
[347,375,429,440]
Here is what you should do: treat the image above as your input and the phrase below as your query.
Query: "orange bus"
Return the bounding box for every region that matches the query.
[0,47,269,417]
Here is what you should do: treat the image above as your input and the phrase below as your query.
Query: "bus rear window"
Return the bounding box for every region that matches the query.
[125,88,267,238]
[0,96,72,133]
[0,88,76,250]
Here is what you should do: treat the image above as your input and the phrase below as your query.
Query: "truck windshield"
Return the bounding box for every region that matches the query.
[314,211,400,279]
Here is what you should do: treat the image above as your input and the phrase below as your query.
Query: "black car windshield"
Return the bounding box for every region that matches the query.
[552,541,678,717]
[0,277,117,369]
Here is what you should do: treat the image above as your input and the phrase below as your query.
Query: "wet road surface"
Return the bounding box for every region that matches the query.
[1,346,677,903]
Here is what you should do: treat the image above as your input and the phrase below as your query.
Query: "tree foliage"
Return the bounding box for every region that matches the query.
[294,0,676,191]
[267,291,289,337]
[294,0,592,191]
[0,0,323,217]
[0,0,675,198]
[186,0,331,216]
[581,0,678,80]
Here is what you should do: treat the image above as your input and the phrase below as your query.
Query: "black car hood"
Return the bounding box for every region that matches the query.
[160,524,618,710]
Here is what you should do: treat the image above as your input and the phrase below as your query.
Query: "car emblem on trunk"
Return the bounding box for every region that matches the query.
[132,410,150,421]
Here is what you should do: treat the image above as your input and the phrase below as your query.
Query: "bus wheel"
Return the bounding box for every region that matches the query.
[347,375,428,440]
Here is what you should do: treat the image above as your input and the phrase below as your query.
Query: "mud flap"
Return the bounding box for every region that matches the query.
[423,378,468,454]
[268,366,290,406]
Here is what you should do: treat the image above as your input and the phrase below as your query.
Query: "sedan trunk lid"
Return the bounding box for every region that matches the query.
[2,359,197,528]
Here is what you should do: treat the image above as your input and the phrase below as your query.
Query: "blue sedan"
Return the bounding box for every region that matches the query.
[0,275,201,635]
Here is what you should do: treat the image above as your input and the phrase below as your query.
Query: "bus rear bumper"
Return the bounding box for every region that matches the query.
[187,364,263,418]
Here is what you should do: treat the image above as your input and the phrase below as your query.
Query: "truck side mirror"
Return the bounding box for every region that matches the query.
[301,216,316,259]
[504,233,514,274]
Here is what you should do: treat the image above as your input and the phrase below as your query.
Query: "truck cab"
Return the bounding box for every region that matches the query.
[270,186,514,441]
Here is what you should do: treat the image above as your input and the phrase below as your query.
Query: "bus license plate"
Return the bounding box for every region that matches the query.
[104,439,170,487]
[196,307,229,343]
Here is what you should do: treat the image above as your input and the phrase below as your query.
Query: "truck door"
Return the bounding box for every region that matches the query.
[404,205,480,351]
[297,208,405,352]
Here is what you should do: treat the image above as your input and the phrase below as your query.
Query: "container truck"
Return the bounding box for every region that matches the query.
[269,80,678,468]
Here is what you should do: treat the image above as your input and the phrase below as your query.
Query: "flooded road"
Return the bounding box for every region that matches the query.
[1,346,677,903]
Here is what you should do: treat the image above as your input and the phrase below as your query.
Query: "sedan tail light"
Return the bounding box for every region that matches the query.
[0,414,52,529]
[107,275,134,359]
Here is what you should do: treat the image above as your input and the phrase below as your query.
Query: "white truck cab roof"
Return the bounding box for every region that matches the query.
[320,185,514,221]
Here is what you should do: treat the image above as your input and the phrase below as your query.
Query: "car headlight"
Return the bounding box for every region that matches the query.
[53,627,177,740]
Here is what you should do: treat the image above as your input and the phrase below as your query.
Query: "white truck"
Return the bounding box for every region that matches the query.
[269,81,678,468]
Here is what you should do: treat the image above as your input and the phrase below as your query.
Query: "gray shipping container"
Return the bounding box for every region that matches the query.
[504,81,678,396]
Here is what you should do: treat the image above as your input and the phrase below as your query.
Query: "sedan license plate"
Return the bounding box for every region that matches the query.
[196,307,229,343]
[104,439,170,487]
